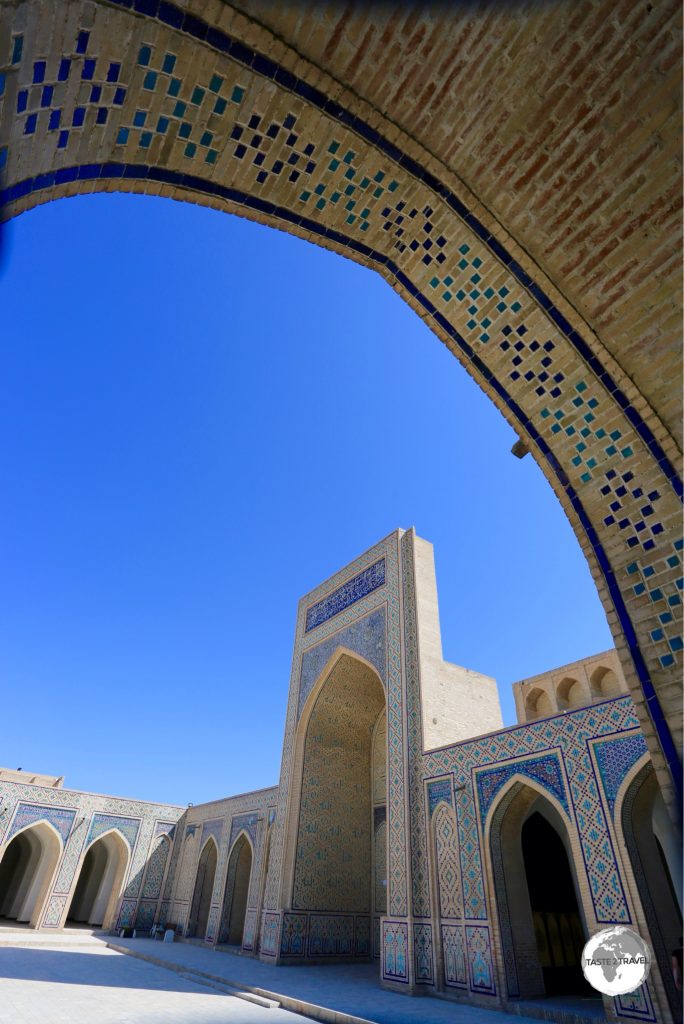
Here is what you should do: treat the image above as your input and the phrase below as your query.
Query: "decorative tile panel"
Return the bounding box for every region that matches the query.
[305,559,386,632]
[592,732,648,816]
[382,920,409,983]
[6,803,76,846]
[427,778,452,816]
[200,818,223,850]
[307,914,354,956]
[413,923,433,983]
[466,925,495,996]
[475,752,569,822]
[298,607,386,717]
[141,834,170,899]
[442,924,467,988]
[86,813,140,851]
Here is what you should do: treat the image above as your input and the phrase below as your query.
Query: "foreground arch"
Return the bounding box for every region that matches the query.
[1,1,680,806]
[0,821,62,927]
[67,829,130,930]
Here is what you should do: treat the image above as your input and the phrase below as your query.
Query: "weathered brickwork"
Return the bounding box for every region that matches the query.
[0,0,680,816]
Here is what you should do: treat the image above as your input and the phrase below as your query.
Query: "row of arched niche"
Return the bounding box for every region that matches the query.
[0,824,133,931]
[184,828,260,947]
[524,664,624,722]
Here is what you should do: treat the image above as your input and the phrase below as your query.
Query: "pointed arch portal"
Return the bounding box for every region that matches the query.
[1,0,680,809]
[219,832,253,947]
[67,830,129,930]
[187,837,218,940]
[0,822,62,927]
[489,781,595,1002]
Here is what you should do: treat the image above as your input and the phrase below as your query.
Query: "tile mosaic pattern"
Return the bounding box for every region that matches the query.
[86,812,140,851]
[298,607,386,719]
[427,778,453,816]
[228,812,258,850]
[6,802,76,846]
[466,925,495,995]
[200,818,223,850]
[400,531,432,921]
[305,559,386,632]
[2,4,681,804]
[433,802,462,920]
[413,923,433,984]
[382,920,409,983]
[307,914,354,956]
[135,899,156,929]
[475,752,569,822]
[141,834,170,899]
[442,924,468,988]
[592,732,649,817]
[425,697,643,927]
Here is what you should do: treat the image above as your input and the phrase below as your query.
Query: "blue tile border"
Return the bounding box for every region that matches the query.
[3,158,680,804]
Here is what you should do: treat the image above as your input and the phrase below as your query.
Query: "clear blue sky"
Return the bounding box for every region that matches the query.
[0,193,612,806]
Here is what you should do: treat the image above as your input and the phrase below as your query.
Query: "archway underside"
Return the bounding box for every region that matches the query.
[1,0,681,803]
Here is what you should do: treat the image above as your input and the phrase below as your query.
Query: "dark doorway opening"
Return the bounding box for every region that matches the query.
[521,812,591,996]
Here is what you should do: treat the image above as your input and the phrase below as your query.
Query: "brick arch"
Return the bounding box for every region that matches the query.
[1,0,681,805]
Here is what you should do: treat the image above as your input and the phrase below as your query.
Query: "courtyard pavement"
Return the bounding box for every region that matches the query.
[0,929,608,1024]
[0,934,303,1024]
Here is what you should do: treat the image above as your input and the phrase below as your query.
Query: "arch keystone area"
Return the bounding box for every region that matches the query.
[1,1,681,806]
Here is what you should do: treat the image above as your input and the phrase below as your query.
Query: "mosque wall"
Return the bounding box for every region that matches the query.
[0,779,182,931]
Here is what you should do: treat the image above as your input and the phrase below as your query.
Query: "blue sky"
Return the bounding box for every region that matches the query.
[0,193,612,806]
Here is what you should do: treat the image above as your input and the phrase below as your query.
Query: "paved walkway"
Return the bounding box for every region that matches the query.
[0,929,608,1024]
[0,936,303,1024]
[110,936,606,1024]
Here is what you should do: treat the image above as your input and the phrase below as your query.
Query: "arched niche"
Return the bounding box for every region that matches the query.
[0,821,62,927]
[619,763,683,1022]
[487,780,594,1002]
[524,687,555,722]
[590,665,622,700]
[67,829,130,930]
[282,649,385,958]
[555,677,586,711]
[187,836,218,940]
[219,831,253,947]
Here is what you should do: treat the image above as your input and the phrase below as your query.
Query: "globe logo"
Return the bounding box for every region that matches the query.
[582,926,652,996]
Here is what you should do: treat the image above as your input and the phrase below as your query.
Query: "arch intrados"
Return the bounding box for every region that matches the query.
[298,645,385,730]
[226,829,254,865]
[483,772,574,850]
[280,647,386,910]
[197,833,220,862]
[612,752,652,827]
[1,818,64,860]
[84,826,132,857]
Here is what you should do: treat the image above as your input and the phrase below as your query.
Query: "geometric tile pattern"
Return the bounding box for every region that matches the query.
[413,923,433,983]
[466,925,495,995]
[427,778,453,816]
[592,732,649,816]
[135,899,157,930]
[475,753,569,822]
[228,813,258,850]
[200,818,223,850]
[433,802,462,920]
[6,802,76,846]
[425,696,642,927]
[305,558,386,632]
[382,920,409,983]
[298,607,387,718]
[141,834,171,899]
[442,924,468,988]
[86,812,140,851]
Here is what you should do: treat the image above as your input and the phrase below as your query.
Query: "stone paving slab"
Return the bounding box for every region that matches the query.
[110,937,570,1024]
[0,939,304,1024]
